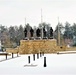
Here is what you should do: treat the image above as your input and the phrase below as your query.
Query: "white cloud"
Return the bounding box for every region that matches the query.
[0,0,76,29]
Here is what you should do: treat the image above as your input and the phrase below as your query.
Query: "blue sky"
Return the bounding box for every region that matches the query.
[0,0,76,29]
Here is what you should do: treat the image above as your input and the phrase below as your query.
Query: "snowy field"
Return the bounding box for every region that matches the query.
[0,52,76,75]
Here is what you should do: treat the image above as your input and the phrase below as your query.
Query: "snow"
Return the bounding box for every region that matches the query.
[0,52,76,75]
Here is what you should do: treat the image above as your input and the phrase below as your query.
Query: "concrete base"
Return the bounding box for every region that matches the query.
[19,39,66,54]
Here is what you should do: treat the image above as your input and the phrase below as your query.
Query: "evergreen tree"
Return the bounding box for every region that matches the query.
[63,22,73,39]
[17,25,24,45]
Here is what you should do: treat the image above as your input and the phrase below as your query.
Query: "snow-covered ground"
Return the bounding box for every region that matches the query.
[0,52,76,75]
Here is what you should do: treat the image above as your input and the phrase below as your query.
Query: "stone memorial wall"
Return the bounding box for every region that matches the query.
[19,39,66,54]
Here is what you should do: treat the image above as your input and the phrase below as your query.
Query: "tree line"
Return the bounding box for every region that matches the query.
[0,21,76,48]
[55,22,76,46]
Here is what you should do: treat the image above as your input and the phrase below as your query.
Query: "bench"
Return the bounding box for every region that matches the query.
[11,52,19,58]
[0,52,11,60]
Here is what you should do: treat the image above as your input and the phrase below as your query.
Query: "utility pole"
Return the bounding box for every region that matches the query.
[58,17,60,46]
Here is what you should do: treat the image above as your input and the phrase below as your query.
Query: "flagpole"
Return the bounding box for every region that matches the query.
[25,17,26,26]
[41,9,43,39]
[58,17,60,46]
